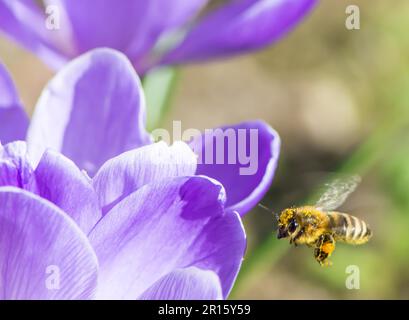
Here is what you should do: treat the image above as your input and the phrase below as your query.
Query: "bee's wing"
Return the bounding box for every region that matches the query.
[314,175,361,211]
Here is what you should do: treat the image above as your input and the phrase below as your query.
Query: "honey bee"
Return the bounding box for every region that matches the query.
[276,175,372,266]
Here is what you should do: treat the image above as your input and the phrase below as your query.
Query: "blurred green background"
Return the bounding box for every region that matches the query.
[1,0,409,299]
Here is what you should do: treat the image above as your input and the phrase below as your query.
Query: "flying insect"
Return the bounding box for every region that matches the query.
[275,175,372,266]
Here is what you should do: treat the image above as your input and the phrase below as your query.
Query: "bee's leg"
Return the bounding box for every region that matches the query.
[290,228,304,247]
[314,233,335,267]
[290,238,298,247]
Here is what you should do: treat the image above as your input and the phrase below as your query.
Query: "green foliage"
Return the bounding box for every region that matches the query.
[143,67,179,131]
[233,1,409,298]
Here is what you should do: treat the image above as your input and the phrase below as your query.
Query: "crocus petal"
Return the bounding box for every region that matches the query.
[33,149,101,234]
[0,63,28,143]
[0,141,34,189]
[0,0,71,69]
[0,158,18,186]
[89,176,245,299]
[92,141,197,213]
[162,0,317,64]
[27,48,152,176]
[139,267,223,300]
[47,0,208,71]
[0,187,98,299]
[189,121,280,216]
[0,142,100,233]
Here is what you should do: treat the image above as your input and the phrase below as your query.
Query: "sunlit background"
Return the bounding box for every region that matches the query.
[1,0,409,299]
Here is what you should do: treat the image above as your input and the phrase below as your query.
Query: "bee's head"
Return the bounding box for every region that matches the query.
[277,208,299,239]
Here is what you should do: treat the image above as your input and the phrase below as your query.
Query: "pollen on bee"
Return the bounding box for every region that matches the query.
[322,242,335,255]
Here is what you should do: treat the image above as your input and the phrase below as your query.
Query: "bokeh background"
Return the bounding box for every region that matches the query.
[1,0,409,299]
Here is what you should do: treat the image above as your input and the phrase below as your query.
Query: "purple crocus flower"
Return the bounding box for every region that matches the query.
[0,48,280,299]
[0,0,316,72]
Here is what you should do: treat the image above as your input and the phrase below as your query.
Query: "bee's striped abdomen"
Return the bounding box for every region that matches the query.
[328,212,372,245]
